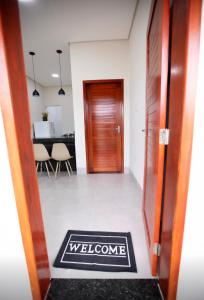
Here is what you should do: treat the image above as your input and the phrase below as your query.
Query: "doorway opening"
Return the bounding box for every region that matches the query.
[19,0,154,290]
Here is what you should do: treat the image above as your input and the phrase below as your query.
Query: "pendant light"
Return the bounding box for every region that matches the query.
[56,50,65,95]
[29,51,40,97]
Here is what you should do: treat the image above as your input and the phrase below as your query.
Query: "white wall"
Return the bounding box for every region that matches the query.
[26,77,44,123]
[43,86,75,134]
[70,40,129,173]
[0,109,32,300]
[177,2,204,299]
[26,77,75,136]
[128,0,152,188]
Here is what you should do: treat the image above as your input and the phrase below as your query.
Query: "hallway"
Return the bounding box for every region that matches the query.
[39,173,152,279]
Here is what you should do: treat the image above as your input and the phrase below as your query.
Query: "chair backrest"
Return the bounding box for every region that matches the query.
[51,143,71,161]
[33,144,50,161]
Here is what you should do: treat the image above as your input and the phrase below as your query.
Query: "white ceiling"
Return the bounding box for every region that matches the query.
[19,0,137,87]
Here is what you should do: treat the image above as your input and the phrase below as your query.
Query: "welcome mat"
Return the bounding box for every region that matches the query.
[54,230,137,272]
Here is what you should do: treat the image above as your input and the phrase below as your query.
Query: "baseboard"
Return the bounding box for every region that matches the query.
[76,167,87,175]
[124,167,130,174]
[129,169,143,196]
[77,167,130,175]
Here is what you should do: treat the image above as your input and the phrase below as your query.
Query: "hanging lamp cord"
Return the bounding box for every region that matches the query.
[58,53,63,88]
[31,55,37,89]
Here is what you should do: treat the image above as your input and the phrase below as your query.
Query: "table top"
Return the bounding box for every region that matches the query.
[33,136,75,144]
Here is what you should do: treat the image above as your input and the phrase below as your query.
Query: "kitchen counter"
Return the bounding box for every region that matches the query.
[33,137,76,172]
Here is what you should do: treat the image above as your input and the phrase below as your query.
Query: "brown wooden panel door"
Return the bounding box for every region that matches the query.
[143,0,169,276]
[84,80,124,173]
[158,1,202,299]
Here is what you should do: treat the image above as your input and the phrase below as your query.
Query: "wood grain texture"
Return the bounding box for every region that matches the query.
[143,0,170,276]
[158,0,202,299]
[0,1,50,299]
[83,80,124,173]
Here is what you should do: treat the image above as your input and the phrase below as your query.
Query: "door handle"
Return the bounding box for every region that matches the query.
[116,125,121,134]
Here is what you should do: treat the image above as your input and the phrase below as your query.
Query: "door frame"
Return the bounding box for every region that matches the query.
[158,1,202,299]
[0,0,202,300]
[143,0,202,299]
[0,1,50,299]
[83,79,124,174]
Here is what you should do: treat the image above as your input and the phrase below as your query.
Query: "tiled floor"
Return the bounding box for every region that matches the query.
[38,173,153,279]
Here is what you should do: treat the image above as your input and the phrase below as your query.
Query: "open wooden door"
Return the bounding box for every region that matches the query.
[143,0,169,276]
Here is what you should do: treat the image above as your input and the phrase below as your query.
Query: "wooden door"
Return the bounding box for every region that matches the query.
[158,0,202,299]
[84,80,124,173]
[143,0,169,276]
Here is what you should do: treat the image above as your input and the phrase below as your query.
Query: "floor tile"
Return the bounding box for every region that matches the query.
[38,173,153,279]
